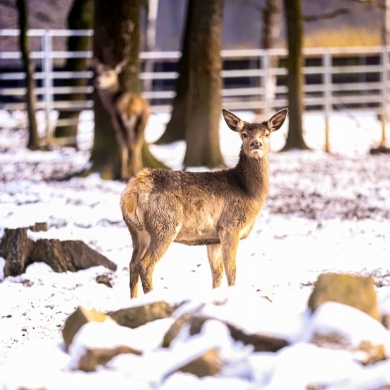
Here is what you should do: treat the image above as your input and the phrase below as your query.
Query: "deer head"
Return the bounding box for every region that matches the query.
[92,58,128,91]
[222,108,288,159]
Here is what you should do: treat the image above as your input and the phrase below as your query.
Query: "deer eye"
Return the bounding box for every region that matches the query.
[242,133,248,138]
[265,132,270,137]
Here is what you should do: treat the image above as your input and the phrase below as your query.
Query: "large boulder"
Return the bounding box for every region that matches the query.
[170,348,222,378]
[303,301,390,365]
[78,346,142,372]
[62,306,108,350]
[308,273,380,321]
[163,314,289,352]
[108,301,179,329]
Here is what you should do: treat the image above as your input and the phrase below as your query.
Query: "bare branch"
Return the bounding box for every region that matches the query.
[225,0,264,14]
[0,0,15,8]
[351,0,386,10]
[304,8,351,23]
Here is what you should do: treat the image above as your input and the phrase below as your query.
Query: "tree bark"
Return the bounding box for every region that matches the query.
[143,0,159,93]
[155,0,193,145]
[182,0,225,168]
[90,0,165,180]
[54,0,94,145]
[260,0,282,117]
[282,0,309,151]
[16,0,39,150]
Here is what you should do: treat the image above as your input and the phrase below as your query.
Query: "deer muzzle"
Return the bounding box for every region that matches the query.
[250,140,262,150]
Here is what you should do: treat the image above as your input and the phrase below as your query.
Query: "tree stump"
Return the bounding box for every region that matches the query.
[1,226,117,276]
[1,228,33,277]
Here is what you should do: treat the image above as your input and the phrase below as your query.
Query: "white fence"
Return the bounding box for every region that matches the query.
[0,29,389,143]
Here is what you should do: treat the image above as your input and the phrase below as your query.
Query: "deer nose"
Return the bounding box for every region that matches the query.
[250,140,262,149]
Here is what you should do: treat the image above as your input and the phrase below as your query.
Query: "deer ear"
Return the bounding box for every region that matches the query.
[91,57,103,71]
[222,109,245,132]
[268,108,288,132]
[115,59,128,74]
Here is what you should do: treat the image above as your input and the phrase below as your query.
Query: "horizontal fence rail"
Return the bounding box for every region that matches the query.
[0,29,389,146]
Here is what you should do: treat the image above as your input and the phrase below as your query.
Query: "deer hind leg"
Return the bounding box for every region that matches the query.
[207,244,224,288]
[129,230,149,299]
[138,230,177,295]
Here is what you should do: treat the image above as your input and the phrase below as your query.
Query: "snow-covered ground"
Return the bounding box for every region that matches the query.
[0,109,390,389]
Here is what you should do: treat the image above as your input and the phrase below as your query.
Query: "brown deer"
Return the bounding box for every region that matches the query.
[120,108,288,298]
[93,59,151,179]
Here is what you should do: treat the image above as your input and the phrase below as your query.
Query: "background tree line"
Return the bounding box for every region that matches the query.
[6,0,388,180]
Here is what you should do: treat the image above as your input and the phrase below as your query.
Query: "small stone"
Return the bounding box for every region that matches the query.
[29,222,48,232]
[96,274,112,288]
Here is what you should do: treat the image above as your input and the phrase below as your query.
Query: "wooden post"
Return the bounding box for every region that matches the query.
[381,0,390,146]
[381,48,388,146]
[42,31,54,146]
[324,50,332,153]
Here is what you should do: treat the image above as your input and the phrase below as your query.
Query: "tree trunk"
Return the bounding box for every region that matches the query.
[54,0,94,145]
[155,0,193,145]
[260,0,282,117]
[90,0,165,180]
[282,0,309,151]
[183,0,225,168]
[182,0,225,168]
[143,0,159,93]
[17,0,39,150]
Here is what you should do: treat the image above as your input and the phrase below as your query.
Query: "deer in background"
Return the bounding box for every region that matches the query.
[120,108,288,298]
[93,59,151,180]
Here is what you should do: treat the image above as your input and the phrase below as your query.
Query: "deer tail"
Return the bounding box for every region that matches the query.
[120,168,153,229]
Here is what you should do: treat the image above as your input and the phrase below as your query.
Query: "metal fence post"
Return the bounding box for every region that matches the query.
[323,50,332,153]
[42,30,54,145]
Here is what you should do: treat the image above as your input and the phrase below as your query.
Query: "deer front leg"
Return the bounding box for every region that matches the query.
[128,140,143,176]
[110,115,129,179]
[207,244,223,288]
[219,230,239,286]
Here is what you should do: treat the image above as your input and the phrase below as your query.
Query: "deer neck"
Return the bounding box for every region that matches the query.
[231,148,270,199]
[97,83,121,116]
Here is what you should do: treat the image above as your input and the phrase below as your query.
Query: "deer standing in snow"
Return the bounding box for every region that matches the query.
[93,59,151,179]
[120,108,288,298]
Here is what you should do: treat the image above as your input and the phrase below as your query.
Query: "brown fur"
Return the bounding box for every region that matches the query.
[120,108,289,298]
[93,59,151,179]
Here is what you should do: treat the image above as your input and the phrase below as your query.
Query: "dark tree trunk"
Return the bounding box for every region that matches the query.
[155,0,193,145]
[262,0,282,50]
[183,0,225,168]
[16,0,39,150]
[143,0,159,93]
[90,0,165,180]
[257,0,282,117]
[91,1,136,180]
[54,0,94,145]
[282,0,309,151]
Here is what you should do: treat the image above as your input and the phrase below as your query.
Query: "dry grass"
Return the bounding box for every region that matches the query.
[305,26,381,48]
